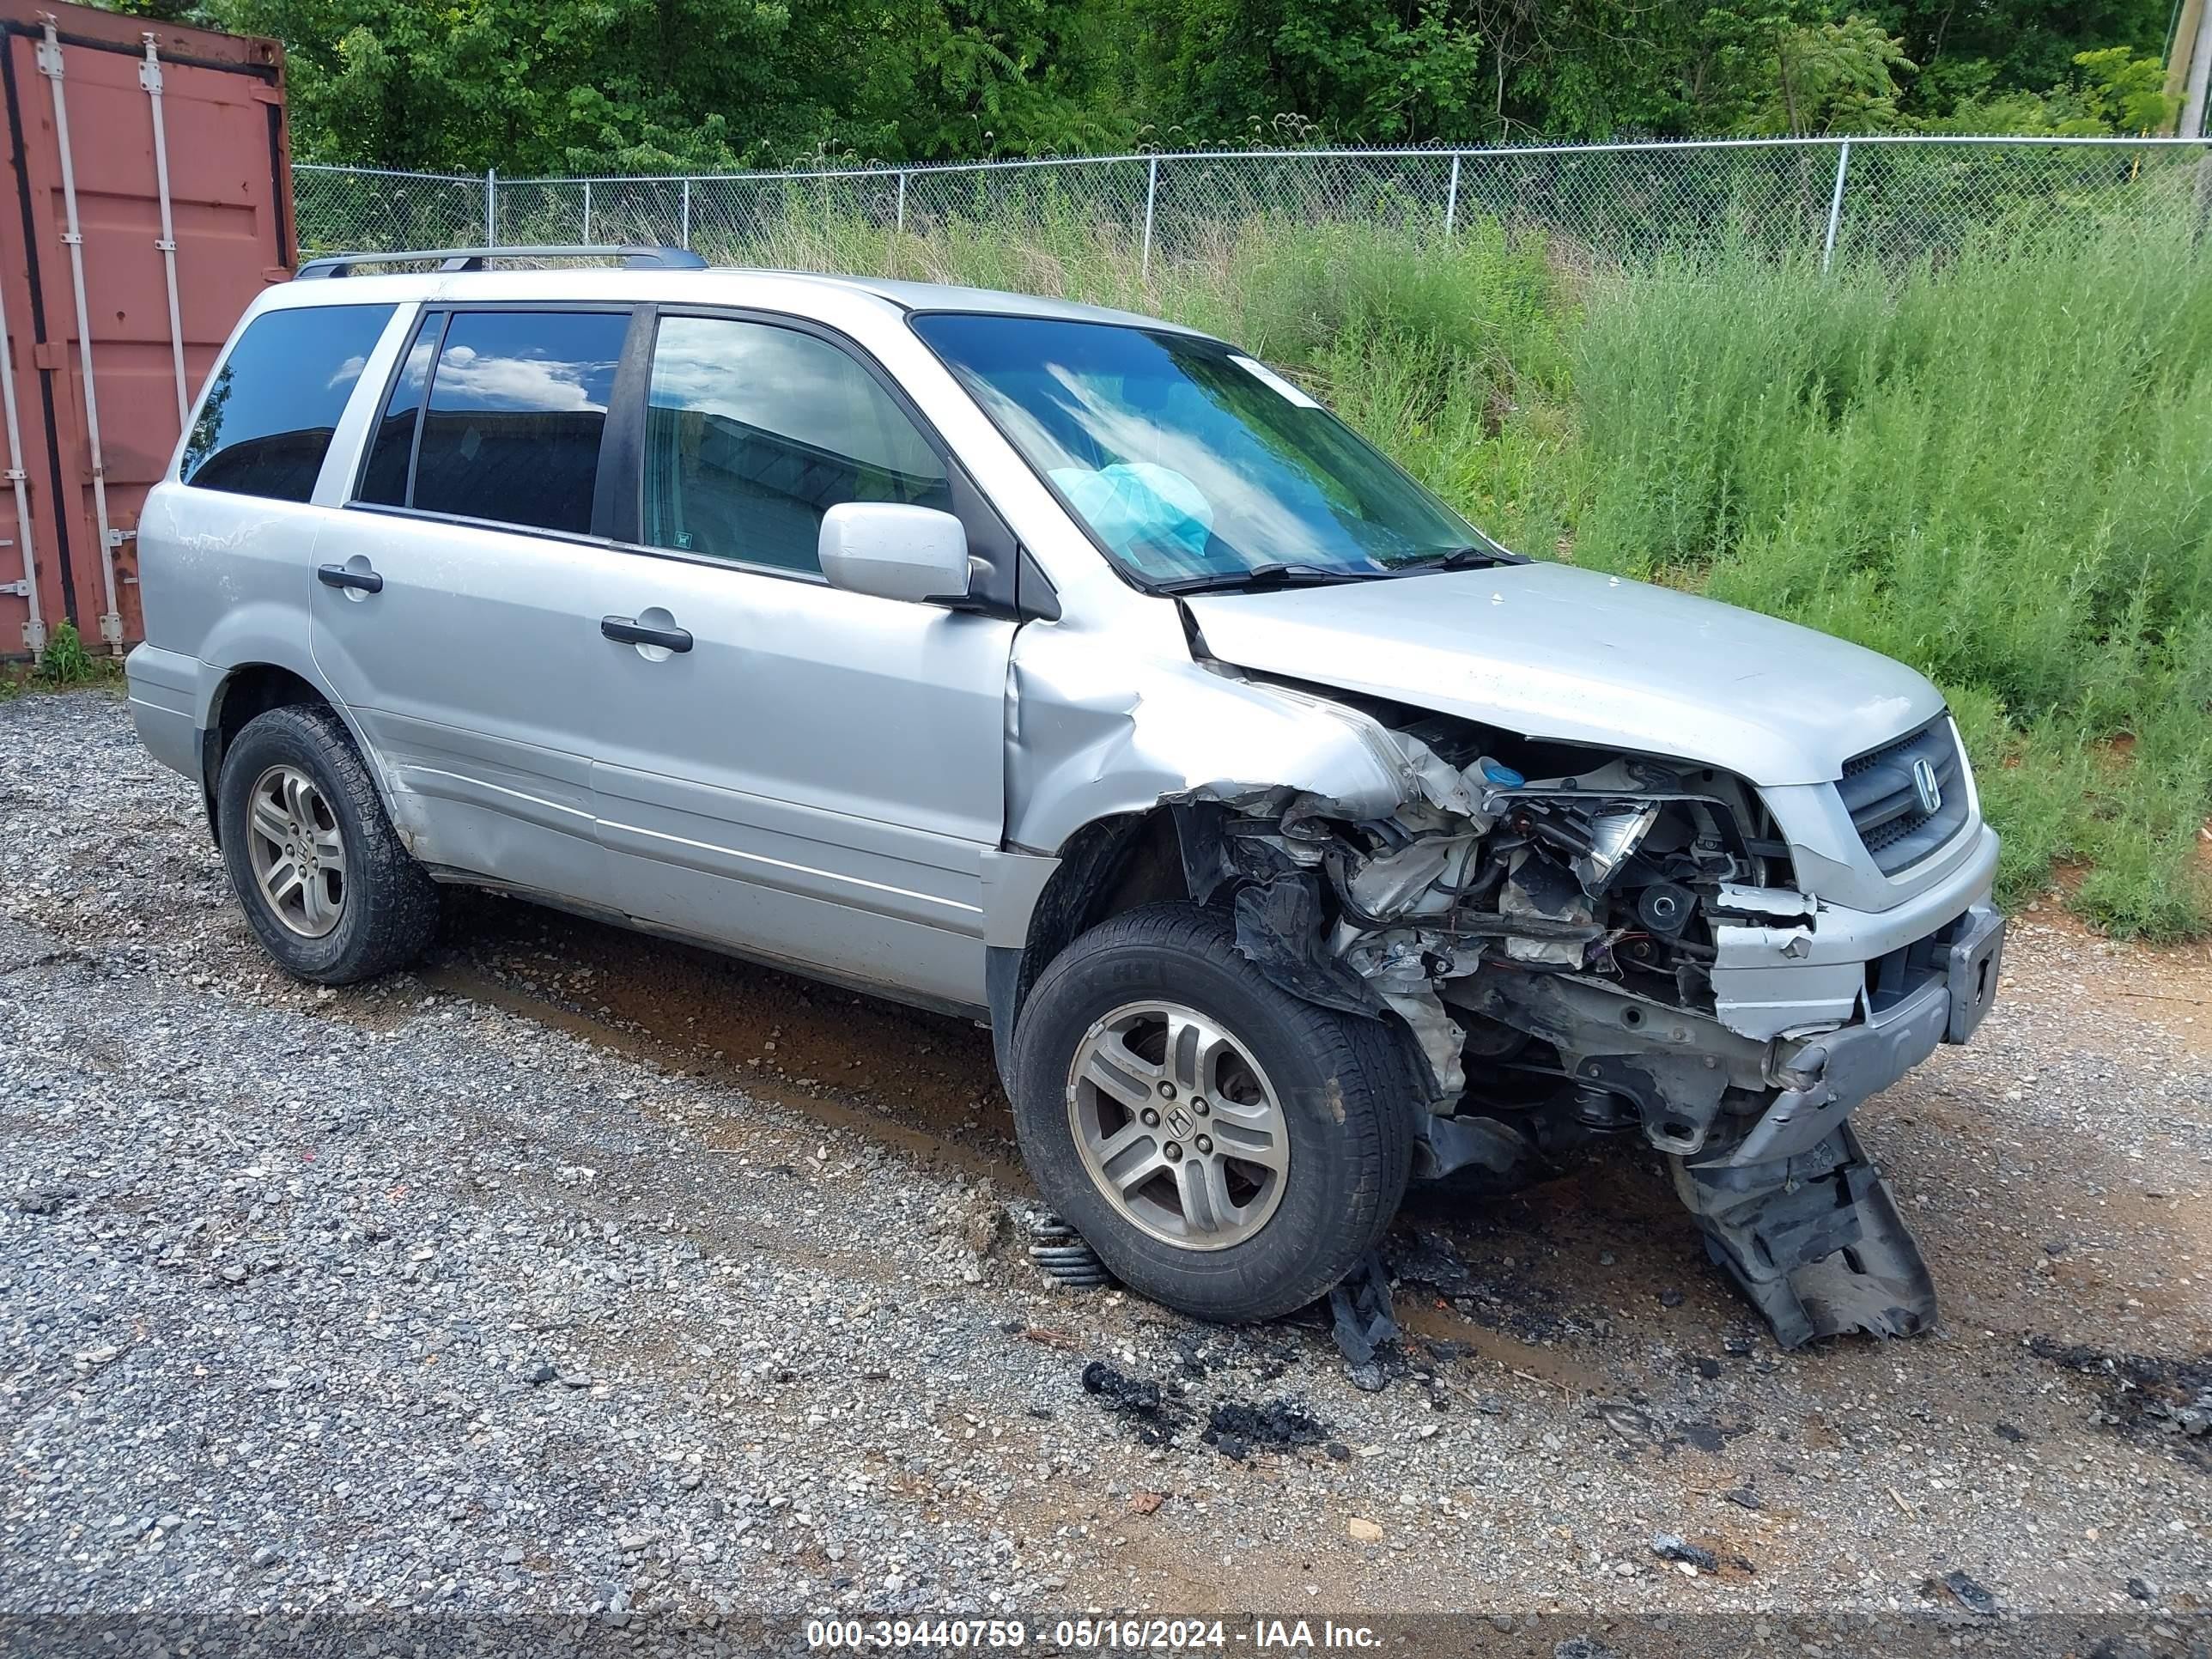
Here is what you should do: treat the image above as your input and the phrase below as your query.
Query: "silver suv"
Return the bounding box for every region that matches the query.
[125,246,2004,1347]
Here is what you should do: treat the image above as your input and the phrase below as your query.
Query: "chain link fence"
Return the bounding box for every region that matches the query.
[295,137,2212,275]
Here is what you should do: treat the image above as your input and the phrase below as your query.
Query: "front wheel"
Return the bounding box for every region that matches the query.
[1009,902,1417,1322]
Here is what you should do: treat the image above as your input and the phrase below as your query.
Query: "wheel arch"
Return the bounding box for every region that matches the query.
[988,799,1444,1143]
[988,807,1194,1090]
[198,663,386,848]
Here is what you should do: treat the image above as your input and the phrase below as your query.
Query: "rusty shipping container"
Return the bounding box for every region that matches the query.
[0,0,292,659]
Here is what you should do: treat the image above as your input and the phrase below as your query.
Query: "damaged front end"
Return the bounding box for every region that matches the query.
[1170,711,2004,1349]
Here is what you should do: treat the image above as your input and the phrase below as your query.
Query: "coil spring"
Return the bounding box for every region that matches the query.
[1029,1215,1112,1290]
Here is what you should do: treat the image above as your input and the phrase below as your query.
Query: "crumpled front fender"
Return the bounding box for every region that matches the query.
[1003,617,1413,857]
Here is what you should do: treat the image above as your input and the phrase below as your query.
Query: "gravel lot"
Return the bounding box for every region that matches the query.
[3,686,2209,1636]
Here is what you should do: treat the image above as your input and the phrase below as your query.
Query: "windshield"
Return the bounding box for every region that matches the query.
[909,313,1489,586]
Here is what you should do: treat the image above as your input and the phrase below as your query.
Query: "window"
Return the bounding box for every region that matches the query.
[407,310,629,535]
[356,310,440,507]
[180,303,394,502]
[643,315,951,574]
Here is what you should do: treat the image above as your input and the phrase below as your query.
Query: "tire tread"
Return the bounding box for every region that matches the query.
[1012,901,1417,1322]
[218,703,438,983]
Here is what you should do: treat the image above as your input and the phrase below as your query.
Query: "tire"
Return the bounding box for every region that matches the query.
[216,702,438,984]
[1010,901,1417,1322]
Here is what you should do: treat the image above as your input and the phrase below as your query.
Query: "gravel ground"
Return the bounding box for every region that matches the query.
[2,686,2209,1634]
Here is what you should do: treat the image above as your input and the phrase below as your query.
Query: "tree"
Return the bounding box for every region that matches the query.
[2066,44,2172,130]
[103,0,2182,163]
[847,0,1133,160]
[1921,43,2174,131]
[1851,0,2169,120]
[1126,0,1486,145]
[211,0,835,171]
[204,0,1121,171]
[1698,7,1917,134]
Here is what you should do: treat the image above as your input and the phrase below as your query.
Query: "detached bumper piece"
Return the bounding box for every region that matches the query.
[1673,1123,1936,1349]
[1943,902,2005,1043]
[1669,903,1997,1345]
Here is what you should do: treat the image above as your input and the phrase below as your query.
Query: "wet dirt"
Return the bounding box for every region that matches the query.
[420,888,1022,1188]
[416,888,1745,1389]
[398,888,1777,1447]
[406,885,2212,1462]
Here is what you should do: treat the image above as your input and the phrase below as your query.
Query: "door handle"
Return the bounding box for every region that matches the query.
[601,615,693,653]
[317,562,383,594]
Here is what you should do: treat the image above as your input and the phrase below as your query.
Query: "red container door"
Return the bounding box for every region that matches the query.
[0,3,289,656]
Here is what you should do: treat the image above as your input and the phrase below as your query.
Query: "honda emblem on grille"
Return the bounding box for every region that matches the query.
[1911,757,1942,816]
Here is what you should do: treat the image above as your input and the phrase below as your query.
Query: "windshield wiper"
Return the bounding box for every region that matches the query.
[1397,543,1528,573]
[1155,562,1378,595]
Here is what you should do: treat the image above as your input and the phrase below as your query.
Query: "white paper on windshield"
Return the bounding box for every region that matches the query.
[1230,354,1320,409]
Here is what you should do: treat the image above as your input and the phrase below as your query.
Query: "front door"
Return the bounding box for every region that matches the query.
[585,310,1017,1012]
[311,304,637,908]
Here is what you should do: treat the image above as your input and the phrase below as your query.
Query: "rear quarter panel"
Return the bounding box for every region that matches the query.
[137,483,320,713]
[128,296,413,793]
[136,297,413,706]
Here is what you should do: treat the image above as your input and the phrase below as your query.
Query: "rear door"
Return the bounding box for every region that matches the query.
[584,307,1018,1011]
[309,303,637,907]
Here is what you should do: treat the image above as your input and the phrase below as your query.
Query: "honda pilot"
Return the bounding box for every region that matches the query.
[125,246,2005,1346]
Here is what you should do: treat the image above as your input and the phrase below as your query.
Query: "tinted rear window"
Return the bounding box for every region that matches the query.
[407,310,629,534]
[356,310,441,507]
[180,304,394,501]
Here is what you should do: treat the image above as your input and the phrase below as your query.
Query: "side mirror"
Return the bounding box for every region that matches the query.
[818,502,973,605]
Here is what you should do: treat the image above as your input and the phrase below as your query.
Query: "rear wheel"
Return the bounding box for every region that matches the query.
[1010,902,1417,1322]
[216,703,438,983]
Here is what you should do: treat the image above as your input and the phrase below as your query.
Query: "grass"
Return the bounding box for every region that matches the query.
[725,209,2211,935]
[1563,233,2212,938]
[2,619,117,701]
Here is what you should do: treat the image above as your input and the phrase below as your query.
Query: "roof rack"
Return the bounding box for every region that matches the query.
[295,245,708,281]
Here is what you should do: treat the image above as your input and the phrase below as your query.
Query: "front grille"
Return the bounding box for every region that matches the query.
[1838,716,1970,876]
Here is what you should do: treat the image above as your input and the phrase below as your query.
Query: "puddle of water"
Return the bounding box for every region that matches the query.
[1394,1296,1617,1393]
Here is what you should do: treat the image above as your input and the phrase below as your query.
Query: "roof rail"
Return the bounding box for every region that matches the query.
[295,245,708,281]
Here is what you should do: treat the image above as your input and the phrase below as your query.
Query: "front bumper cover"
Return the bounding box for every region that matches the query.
[1709,822,2001,1041]
[1710,902,2005,1170]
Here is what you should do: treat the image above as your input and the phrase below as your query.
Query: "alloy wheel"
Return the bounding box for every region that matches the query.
[245,763,346,939]
[1066,1000,1291,1250]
